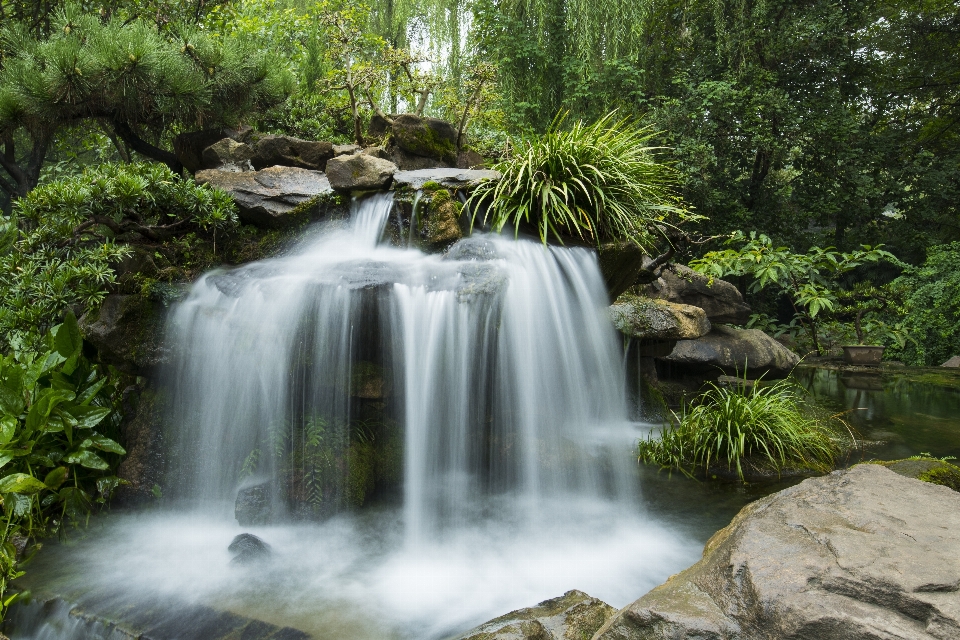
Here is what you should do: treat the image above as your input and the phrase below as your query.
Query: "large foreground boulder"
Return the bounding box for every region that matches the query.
[594,464,960,640]
[661,325,800,378]
[639,264,752,325]
[610,293,711,342]
[457,590,616,640]
[325,153,398,191]
[195,166,336,228]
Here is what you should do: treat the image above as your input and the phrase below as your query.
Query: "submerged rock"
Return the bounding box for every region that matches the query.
[609,293,711,341]
[662,325,800,378]
[456,589,616,640]
[235,482,274,526]
[228,533,272,565]
[195,166,336,228]
[638,263,752,325]
[594,464,960,640]
[325,153,398,191]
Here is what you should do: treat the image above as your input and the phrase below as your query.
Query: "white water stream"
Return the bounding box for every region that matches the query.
[11,194,699,639]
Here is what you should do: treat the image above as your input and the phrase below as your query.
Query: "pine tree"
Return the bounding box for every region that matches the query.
[0,3,293,198]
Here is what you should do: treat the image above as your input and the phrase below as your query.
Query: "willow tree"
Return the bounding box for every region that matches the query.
[0,4,293,198]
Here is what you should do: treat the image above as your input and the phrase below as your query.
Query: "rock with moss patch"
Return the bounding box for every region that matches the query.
[115,385,165,506]
[390,114,459,165]
[456,590,616,640]
[595,464,960,640]
[662,325,800,378]
[196,166,336,228]
[325,153,398,191]
[80,294,168,375]
[638,263,752,325]
[868,457,960,492]
[609,293,711,341]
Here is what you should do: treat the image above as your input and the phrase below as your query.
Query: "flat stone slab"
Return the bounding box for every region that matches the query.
[195,166,333,228]
[595,464,960,640]
[942,355,960,367]
[392,168,501,190]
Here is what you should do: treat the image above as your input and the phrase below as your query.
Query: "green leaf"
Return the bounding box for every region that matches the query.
[64,450,109,470]
[54,311,83,359]
[0,416,17,445]
[90,435,125,455]
[66,405,111,430]
[0,454,13,470]
[44,466,68,490]
[0,472,48,494]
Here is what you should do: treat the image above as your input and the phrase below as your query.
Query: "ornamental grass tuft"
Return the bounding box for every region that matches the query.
[638,378,849,482]
[468,111,690,250]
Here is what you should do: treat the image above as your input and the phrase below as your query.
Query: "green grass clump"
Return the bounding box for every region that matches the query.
[638,378,844,482]
[467,111,690,250]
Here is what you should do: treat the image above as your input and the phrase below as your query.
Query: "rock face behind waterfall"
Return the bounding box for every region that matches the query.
[594,464,960,640]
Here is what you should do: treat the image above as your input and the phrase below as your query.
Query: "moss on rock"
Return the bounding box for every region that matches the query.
[864,457,960,492]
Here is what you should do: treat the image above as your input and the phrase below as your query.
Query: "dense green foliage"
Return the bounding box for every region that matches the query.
[469,113,690,250]
[888,243,960,366]
[471,0,960,258]
[0,312,124,620]
[638,379,843,482]
[0,2,292,195]
[691,232,903,355]
[0,163,237,351]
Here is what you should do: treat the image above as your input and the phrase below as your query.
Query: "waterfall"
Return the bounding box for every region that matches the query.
[165,192,635,532]
[9,192,699,640]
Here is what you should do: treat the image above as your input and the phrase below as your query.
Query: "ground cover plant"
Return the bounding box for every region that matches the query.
[638,377,848,482]
[0,312,125,622]
[468,112,692,251]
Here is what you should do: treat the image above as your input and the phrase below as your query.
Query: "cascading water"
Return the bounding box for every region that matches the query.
[9,193,700,640]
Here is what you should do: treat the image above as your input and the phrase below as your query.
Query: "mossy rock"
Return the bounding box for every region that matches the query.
[864,457,960,492]
[391,115,458,165]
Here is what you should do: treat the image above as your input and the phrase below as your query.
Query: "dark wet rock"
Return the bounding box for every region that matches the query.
[867,458,960,492]
[389,146,450,170]
[456,590,616,640]
[201,138,254,171]
[351,361,390,399]
[662,325,800,378]
[596,241,648,301]
[392,168,501,191]
[175,128,235,173]
[115,385,165,506]
[195,166,337,228]
[594,464,960,640]
[248,135,334,171]
[390,114,459,165]
[609,293,711,341]
[80,294,167,375]
[638,263,752,325]
[457,148,486,169]
[325,153,398,191]
[228,533,272,565]
[235,481,275,526]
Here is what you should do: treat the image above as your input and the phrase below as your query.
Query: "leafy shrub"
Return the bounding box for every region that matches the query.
[0,163,237,351]
[468,112,690,250]
[638,378,845,482]
[887,242,960,366]
[0,312,125,620]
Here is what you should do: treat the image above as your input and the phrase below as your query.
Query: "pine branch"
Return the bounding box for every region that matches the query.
[112,121,184,175]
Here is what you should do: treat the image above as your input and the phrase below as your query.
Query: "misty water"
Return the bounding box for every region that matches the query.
[10,194,702,639]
